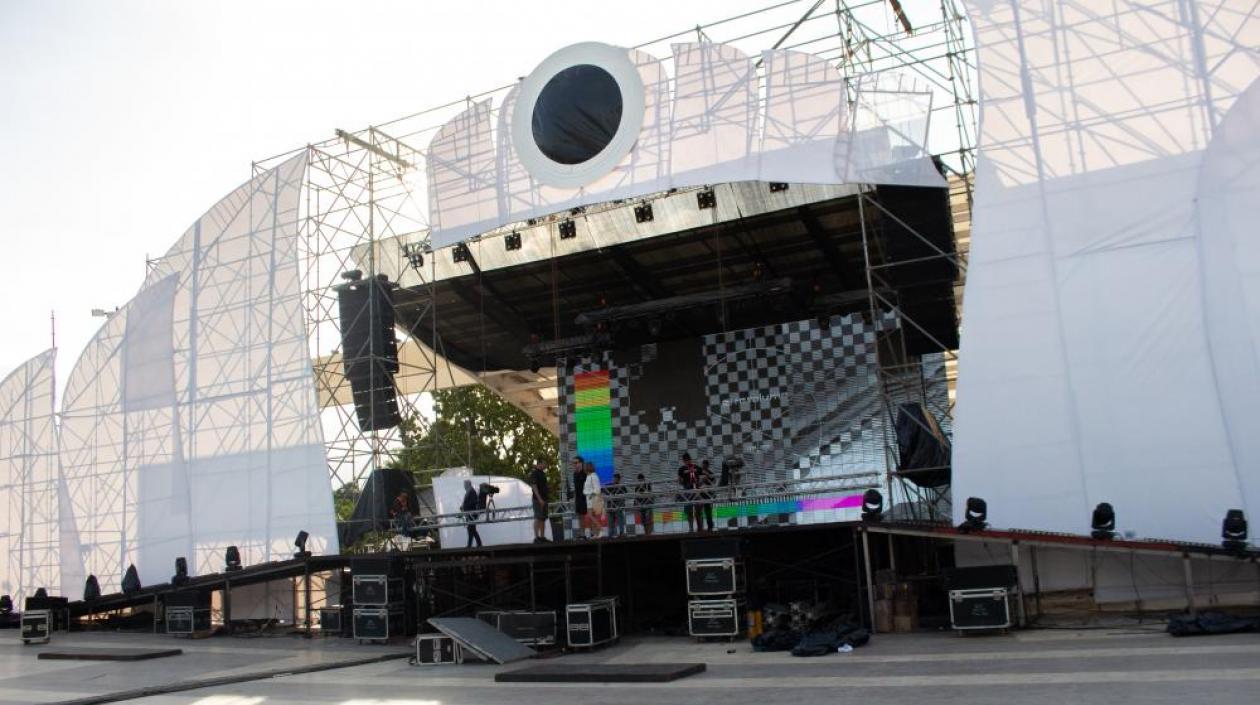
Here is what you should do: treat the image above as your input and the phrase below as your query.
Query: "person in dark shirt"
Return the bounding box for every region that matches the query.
[460,479,482,548]
[389,490,413,534]
[571,457,589,539]
[677,453,701,532]
[605,473,627,538]
[528,458,551,544]
[698,460,716,531]
[634,473,654,535]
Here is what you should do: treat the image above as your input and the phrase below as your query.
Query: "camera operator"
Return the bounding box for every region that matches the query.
[460,479,483,548]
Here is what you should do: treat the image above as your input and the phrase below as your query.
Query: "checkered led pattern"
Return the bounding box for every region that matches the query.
[558,314,948,536]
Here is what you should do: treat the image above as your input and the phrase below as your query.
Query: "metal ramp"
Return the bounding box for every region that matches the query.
[427,617,535,664]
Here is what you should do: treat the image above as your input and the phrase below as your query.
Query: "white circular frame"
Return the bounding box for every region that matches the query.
[511,42,645,189]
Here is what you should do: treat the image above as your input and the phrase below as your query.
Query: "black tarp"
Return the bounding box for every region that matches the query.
[337,468,421,548]
[895,402,951,488]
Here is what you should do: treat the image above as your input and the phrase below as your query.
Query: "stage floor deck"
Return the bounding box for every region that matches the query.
[4,626,1260,704]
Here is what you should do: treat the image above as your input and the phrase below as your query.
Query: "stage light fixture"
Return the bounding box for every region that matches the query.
[122,564,142,594]
[1222,509,1248,553]
[633,202,654,223]
[340,269,363,281]
[1090,502,1116,540]
[172,556,189,586]
[769,182,789,193]
[225,545,242,572]
[294,530,311,558]
[401,242,425,270]
[558,219,577,240]
[33,587,48,599]
[0,595,12,613]
[959,496,988,532]
[697,188,716,210]
[505,232,522,251]
[452,243,472,264]
[83,575,101,602]
[861,489,884,522]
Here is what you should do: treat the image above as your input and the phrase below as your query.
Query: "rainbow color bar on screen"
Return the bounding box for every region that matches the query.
[657,493,864,523]
[574,369,614,482]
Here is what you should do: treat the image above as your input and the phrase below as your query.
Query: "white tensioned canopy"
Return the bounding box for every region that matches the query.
[58,152,337,592]
[0,349,61,604]
[953,1,1260,544]
[426,41,946,248]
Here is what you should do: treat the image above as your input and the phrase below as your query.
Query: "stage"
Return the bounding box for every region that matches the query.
[4,625,1260,705]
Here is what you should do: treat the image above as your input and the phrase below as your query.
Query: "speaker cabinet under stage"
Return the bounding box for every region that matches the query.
[336,275,401,431]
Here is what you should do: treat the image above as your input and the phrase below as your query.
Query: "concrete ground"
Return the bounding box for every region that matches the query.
[3,626,1260,705]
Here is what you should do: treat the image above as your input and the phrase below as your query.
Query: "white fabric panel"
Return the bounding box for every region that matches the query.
[0,350,58,604]
[668,42,758,187]
[1198,78,1260,522]
[432,469,553,548]
[123,276,178,412]
[426,99,498,245]
[953,1,1260,544]
[60,152,336,591]
[428,42,947,248]
[847,73,944,187]
[757,49,847,183]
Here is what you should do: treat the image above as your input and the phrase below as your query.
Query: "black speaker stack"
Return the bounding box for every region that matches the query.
[336,272,401,431]
[350,558,412,642]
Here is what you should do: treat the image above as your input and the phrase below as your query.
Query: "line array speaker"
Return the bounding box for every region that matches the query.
[336,274,401,431]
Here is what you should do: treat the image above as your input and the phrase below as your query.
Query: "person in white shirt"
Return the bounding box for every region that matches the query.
[582,462,604,538]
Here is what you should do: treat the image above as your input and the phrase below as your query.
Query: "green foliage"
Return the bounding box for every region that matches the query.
[333,481,360,521]
[395,384,560,492]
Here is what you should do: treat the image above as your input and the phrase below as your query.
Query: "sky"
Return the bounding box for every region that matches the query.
[0,0,946,391]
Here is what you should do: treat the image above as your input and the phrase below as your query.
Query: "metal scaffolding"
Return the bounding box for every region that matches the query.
[251,0,978,518]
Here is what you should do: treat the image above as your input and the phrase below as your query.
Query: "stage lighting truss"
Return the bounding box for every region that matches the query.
[511,42,646,189]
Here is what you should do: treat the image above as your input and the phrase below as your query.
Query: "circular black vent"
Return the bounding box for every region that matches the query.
[530,64,624,165]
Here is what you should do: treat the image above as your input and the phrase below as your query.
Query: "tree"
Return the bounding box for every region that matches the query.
[333,481,360,521]
[395,384,561,492]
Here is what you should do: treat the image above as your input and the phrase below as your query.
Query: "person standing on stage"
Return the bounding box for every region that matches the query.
[634,473,654,535]
[528,457,551,544]
[677,452,701,532]
[583,461,604,538]
[389,490,413,535]
[605,472,627,538]
[571,457,589,539]
[460,479,483,548]
[698,459,716,532]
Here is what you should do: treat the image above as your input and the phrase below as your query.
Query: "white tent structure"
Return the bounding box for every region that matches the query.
[953,0,1260,545]
[0,349,61,604]
[56,152,337,593]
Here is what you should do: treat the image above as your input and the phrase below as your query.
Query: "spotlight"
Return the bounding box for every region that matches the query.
[172,556,189,586]
[340,269,363,282]
[83,575,101,602]
[452,243,472,264]
[768,182,789,193]
[401,242,425,270]
[0,595,12,613]
[294,530,311,558]
[861,489,884,522]
[1090,502,1116,540]
[959,497,987,532]
[1222,509,1248,553]
[122,564,142,594]
[696,188,717,210]
[633,202,654,223]
[504,232,522,251]
[558,219,577,240]
[225,545,242,572]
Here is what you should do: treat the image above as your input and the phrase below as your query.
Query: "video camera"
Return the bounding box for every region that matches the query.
[478,483,500,500]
